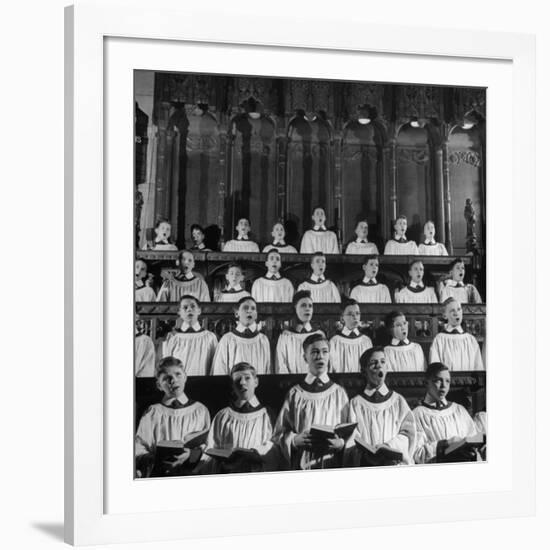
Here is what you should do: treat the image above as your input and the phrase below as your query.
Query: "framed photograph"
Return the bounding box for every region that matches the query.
[65,0,535,545]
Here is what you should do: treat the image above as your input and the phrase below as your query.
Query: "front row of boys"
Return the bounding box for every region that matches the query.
[138,250,482,305]
[151,293,483,377]
[136,336,483,476]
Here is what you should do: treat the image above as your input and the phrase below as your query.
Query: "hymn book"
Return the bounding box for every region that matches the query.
[354,436,404,465]
[204,447,264,463]
[310,422,357,441]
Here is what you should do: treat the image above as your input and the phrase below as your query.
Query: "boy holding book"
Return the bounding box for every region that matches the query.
[273,333,351,470]
[345,347,416,466]
[201,362,277,473]
[135,357,211,477]
[413,362,481,464]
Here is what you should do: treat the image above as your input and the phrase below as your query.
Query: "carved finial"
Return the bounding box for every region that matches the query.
[464,198,479,255]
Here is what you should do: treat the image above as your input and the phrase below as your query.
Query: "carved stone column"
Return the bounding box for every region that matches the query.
[442,127,453,255]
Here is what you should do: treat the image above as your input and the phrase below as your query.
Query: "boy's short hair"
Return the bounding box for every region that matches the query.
[359,346,385,373]
[179,294,200,307]
[234,295,257,311]
[177,249,194,262]
[302,332,328,352]
[155,218,171,228]
[156,356,185,377]
[312,206,325,214]
[448,258,465,270]
[265,248,280,259]
[190,223,205,234]
[363,254,379,265]
[311,251,326,262]
[355,219,368,228]
[237,217,251,224]
[423,219,435,229]
[292,289,312,307]
[425,362,450,379]
[384,310,405,329]
[408,259,423,271]
[395,214,407,223]
[226,263,243,273]
[341,297,360,312]
[442,297,459,309]
[230,362,257,377]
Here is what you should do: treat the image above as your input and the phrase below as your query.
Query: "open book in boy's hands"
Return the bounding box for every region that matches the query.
[204,447,264,464]
[182,429,209,449]
[310,422,357,441]
[439,433,485,462]
[354,436,403,466]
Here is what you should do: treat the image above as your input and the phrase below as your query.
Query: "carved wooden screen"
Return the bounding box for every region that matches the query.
[395,124,433,243]
[341,121,383,248]
[447,127,484,256]
[227,114,277,245]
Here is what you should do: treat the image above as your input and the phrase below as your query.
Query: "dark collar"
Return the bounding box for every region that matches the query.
[406,284,426,293]
[360,390,394,404]
[298,379,334,393]
[421,400,452,411]
[231,328,260,339]
[229,402,265,414]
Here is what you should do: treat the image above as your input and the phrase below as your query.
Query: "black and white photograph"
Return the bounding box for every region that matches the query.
[133,70,487,478]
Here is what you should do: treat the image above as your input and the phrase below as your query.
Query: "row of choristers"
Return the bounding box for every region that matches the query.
[135,337,487,477]
[143,211,450,256]
[135,293,484,378]
[136,253,483,305]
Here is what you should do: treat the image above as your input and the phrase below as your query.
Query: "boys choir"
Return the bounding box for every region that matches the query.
[136,214,486,476]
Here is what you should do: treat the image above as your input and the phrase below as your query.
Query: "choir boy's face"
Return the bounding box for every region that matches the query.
[178,298,201,325]
[157,366,186,398]
[355,221,369,240]
[272,223,285,242]
[304,340,330,376]
[394,218,407,236]
[265,252,282,273]
[312,208,326,227]
[390,315,408,341]
[295,297,314,323]
[424,222,435,240]
[364,351,387,388]
[409,261,424,284]
[192,228,205,245]
[311,255,326,276]
[236,218,251,236]
[155,222,172,241]
[444,300,463,327]
[426,369,451,402]
[178,251,195,273]
[226,267,243,286]
[135,260,147,280]
[232,369,258,401]
[450,261,465,282]
[363,259,379,279]
[342,304,361,329]
[237,299,257,326]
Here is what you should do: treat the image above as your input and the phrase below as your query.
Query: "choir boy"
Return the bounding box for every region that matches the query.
[345,347,416,465]
[275,290,325,374]
[417,220,448,256]
[211,297,271,375]
[135,356,211,477]
[135,319,155,378]
[300,207,339,254]
[274,333,350,470]
[201,362,277,473]
[349,255,392,303]
[413,362,480,463]
[190,224,210,251]
[383,311,426,372]
[223,218,260,253]
[135,259,156,302]
[344,220,379,255]
[439,258,483,304]
[162,295,218,376]
[329,299,373,373]
[143,219,178,251]
[262,222,298,254]
[215,263,251,303]
[297,252,341,303]
[383,215,419,255]
[251,248,295,302]
[395,259,438,304]
[429,298,484,371]
[156,250,211,302]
